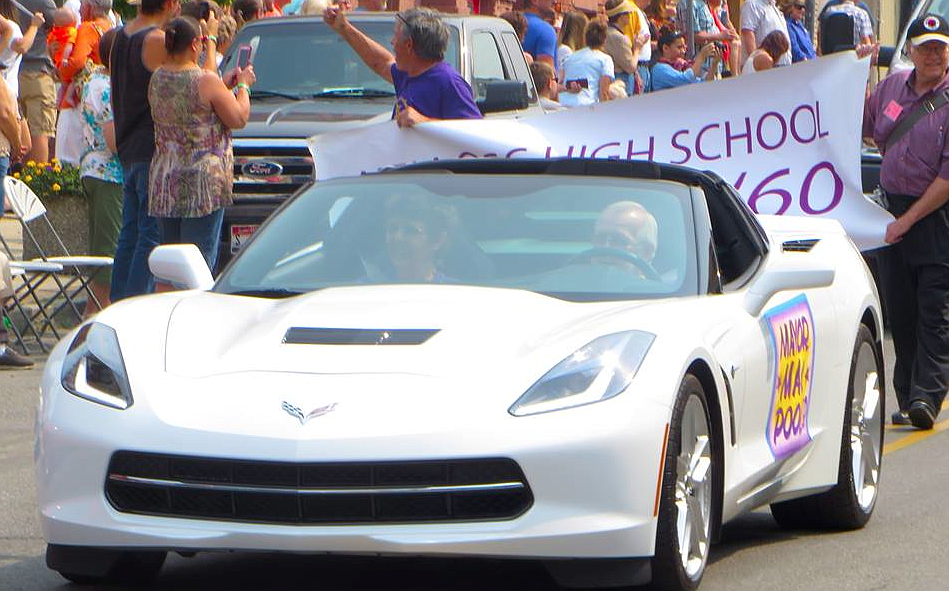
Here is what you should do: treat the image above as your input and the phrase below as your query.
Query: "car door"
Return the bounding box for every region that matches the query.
[735,274,838,489]
[701,183,838,513]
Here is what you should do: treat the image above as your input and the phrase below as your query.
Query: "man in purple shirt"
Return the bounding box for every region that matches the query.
[324,6,482,127]
[864,14,949,429]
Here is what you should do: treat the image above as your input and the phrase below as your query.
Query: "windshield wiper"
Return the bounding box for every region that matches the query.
[224,288,303,299]
[310,87,396,98]
[251,89,306,100]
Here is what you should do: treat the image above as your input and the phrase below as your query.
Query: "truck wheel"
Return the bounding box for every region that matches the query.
[770,324,883,530]
[651,374,715,591]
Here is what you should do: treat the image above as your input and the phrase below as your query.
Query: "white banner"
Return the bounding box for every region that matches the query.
[312,52,892,251]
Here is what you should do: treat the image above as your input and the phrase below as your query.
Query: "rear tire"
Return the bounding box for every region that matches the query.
[651,374,715,591]
[770,324,883,530]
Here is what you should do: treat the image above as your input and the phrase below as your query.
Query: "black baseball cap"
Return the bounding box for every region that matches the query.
[909,14,949,46]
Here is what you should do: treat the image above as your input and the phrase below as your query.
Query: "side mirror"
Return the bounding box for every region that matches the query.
[877,45,896,67]
[743,258,835,316]
[148,244,214,291]
[477,80,529,114]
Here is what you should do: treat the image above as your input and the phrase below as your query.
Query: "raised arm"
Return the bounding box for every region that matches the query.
[203,66,255,129]
[324,6,394,83]
[200,12,219,73]
[12,12,45,54]
[691,43,717,78]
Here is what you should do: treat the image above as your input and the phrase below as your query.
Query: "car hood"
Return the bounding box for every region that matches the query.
[163,285,650,380]
[238,97,393,138]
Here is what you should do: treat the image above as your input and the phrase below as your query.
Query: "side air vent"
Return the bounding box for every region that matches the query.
[781,239,820,253]
[283,327,440,345]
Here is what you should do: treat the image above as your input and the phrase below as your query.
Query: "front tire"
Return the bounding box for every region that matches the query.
[651,374,715,591]
[770,324,883,530]
[47,544,166,585]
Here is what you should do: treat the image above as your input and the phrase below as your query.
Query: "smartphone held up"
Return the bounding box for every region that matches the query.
[237,44,252,69]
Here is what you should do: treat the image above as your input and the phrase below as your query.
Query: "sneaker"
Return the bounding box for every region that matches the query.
[0,346,33,369]
[891,410,912,425]
[908,399,937,430]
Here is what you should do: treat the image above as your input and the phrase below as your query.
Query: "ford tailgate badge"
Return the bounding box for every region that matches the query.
[243,161,283,177]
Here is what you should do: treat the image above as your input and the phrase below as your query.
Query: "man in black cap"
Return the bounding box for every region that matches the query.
[864,13,949,429]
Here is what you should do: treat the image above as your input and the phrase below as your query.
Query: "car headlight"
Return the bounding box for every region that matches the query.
[60,322,133,410]
[509,331,655,417]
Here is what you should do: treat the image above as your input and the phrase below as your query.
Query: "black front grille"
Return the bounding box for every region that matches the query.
[105,451,533,525]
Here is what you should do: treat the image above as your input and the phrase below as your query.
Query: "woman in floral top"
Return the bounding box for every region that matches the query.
[148,14,255,271]
[79,27,122,317]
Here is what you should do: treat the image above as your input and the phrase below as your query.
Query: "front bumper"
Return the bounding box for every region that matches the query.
[36,369,671,559]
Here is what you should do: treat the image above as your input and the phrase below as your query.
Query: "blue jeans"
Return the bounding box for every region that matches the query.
[637,64,651,94]
[158,208,225,272]
[110,162,159,301]
[0,156,9,204]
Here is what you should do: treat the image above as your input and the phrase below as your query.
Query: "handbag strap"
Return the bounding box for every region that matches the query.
[885,89,949,152]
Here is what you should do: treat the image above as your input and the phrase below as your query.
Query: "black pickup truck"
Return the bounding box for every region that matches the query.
[216,13,545,270]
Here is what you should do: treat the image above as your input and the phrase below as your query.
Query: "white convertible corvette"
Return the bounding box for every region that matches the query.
[36,158,884,590]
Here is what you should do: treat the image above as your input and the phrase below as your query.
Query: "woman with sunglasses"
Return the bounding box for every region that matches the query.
[780,0,816,62]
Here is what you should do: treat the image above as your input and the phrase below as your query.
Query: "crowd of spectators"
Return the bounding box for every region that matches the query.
[0,0,259,306]
[509,0,874,108]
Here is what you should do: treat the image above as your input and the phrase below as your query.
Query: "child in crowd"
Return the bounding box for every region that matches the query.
[47,7,78,68]
[47,8,79,108]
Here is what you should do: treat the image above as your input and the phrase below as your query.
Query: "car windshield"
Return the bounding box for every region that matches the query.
[222,20,460,99]
[215,174,699,302]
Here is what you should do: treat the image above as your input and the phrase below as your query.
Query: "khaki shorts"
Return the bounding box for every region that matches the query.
[18,71,57,137]
[0,251,12,300]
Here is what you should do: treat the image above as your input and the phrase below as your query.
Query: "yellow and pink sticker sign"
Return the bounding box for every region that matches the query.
[764,294,815,459]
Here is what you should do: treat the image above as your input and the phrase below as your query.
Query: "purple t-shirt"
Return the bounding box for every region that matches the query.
[390,62,483,121]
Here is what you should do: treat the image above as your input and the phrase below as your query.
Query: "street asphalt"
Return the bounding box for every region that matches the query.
[2,337,949,590]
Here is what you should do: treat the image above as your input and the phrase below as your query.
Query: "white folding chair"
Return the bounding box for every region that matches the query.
[3,176,113,318]
[4,258,67,352]
[3,264,30,354]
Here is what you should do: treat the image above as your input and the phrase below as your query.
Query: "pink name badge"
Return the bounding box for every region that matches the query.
[884,100,903,121]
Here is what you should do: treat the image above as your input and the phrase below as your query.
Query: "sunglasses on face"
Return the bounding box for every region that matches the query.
[386,220,426,237]
[593,230,637,251]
